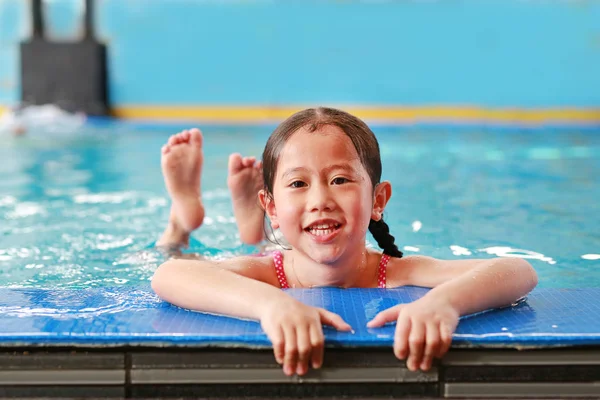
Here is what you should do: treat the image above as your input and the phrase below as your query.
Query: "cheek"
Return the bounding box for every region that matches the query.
[273,192,302,226]
[343,187,373,218]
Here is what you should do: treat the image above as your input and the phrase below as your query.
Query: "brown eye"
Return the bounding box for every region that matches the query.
[290,181,306,188]
[332,177,349,185]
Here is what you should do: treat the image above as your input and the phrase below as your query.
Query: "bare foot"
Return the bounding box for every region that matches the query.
[157,128,205,247]
[227,153,265,245]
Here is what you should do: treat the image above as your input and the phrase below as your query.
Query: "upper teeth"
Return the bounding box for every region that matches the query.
[312,223,337,229]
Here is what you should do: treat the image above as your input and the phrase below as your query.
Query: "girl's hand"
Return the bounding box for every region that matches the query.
[260,299,352,376]
[367,296,459,371]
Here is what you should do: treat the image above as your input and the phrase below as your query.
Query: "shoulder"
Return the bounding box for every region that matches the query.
[388,254,438,269]
[385,255,489,288]
[384,255,437,287]
[212,253,281,287]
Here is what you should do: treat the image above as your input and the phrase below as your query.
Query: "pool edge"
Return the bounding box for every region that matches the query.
[0,347,598,398]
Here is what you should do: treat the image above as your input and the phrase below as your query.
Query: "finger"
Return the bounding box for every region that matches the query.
[268,326,285,365]
[309,323,324,369]
[421,322,440,371]
[436,322,454,359]
[367,306,402,328]
[295,326,311,376]
[282,325,298,376]
[407,319,425,371]
[394,313,411,360]
[319,309,352,331]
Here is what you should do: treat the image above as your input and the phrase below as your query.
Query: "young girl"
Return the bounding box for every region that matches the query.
[152,107,538,377]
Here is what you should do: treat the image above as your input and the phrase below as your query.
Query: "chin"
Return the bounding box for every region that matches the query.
[305,245,344,265]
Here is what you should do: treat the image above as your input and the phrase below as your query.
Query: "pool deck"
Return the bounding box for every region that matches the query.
[0,286,599,398]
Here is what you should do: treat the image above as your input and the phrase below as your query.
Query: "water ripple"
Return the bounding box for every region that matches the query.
[0,289,159,319]
[479,246,556,265]
[0,127,599,288]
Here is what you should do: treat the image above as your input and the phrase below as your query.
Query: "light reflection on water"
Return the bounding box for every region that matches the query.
[0,124,599,289]
[0,288,160,319]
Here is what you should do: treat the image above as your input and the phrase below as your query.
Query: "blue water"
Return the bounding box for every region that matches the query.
[0,121,599,289]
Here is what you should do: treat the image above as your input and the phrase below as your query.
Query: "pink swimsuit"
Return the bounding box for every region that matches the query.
[272,250,390,289]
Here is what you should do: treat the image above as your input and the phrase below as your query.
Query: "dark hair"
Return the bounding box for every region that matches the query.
[262,107,403,258]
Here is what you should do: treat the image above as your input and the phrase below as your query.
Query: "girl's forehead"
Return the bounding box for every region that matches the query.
[280,126,358,157]
[277,126,363,172]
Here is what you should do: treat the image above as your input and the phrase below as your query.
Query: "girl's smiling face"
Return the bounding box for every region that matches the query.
[261,125,378,265]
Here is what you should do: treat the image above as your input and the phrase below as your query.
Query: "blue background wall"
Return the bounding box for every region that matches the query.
[1,0,599,108]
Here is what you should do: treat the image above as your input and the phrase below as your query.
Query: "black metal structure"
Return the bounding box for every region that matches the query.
[20,0,108,116]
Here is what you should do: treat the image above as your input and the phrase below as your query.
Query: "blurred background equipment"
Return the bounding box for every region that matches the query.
[19,0,108,116]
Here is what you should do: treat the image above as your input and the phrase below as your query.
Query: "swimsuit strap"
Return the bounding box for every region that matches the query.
[272,250,290,289]
[273,250,390,289]
[378,253,391,288]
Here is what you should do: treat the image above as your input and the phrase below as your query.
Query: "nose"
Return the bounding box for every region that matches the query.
[307,182,336,212]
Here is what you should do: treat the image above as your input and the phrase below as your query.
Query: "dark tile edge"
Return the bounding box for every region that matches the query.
[0,346,598,398]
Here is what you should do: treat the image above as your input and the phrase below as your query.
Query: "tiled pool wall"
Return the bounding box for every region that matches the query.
[1,348,599,398]
[1,0,599,122]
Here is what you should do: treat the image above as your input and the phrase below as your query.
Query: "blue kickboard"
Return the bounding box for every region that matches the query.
[0,286,599,348]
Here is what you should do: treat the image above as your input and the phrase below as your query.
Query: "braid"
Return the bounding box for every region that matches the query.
[368,219,403,258]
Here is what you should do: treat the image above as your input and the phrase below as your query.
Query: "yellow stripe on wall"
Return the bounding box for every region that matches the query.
[2,105,600,125]
[112,106,600,125]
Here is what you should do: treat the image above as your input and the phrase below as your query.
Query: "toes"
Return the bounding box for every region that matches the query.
[181,130,190,142]
[242,156,256,167]
[189,128,203,148]
[168,129,196,147]
[175,130,188,144]
[168,135,178,146]
[228,153,244,174]
[161,145,170,154]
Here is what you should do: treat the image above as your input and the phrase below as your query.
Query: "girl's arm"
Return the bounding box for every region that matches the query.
[370,256,538,372]
[151,257,352,376]
[399,255,538,315]
[151,256,285,320]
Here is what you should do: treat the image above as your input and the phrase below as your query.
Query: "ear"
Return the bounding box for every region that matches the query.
[371,181,392,221]
[258,189,280,230]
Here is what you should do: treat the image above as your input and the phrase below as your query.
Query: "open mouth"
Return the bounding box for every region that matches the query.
[304,221,342,237]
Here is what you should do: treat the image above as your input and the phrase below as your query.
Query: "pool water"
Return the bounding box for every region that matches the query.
[0,121,599,289]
